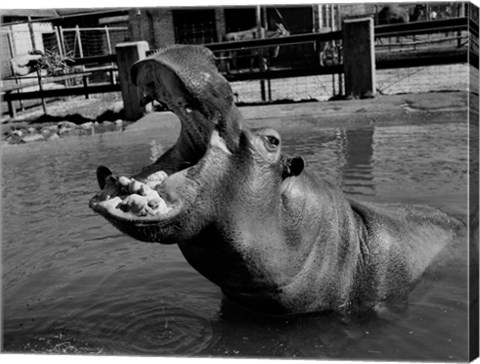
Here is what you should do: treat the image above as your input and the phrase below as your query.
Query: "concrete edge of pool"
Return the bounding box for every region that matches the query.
[126,91,470,133]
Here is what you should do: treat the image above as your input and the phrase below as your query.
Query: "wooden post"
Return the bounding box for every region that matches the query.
[319,4,323,29]
[330,4,335,29]
[6,92,16,118]
[28,19,48,114]
[36,68,47,115]
[116,41,149,120]
[256,5,266,102]
[342,17,376,99]
[104,26,116,84]
[28,17,37,50]
[83,75,89,99]
[6,30,24,113]
[214,8,226,43]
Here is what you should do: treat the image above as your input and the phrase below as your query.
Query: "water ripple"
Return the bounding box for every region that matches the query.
[80,299,215,355]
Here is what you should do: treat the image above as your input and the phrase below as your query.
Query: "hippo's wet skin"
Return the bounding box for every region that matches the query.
[89,45,463,315]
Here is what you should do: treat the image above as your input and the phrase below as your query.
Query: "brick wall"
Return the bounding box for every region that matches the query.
[128,8,175,50]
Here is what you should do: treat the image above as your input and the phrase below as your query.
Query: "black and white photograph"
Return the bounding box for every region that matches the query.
[1,1,479,362]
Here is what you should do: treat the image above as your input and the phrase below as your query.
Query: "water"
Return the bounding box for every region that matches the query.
[2,120,469,360]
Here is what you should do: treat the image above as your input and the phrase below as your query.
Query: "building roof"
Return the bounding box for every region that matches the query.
[1,9,59,18]
[55,8,113,16]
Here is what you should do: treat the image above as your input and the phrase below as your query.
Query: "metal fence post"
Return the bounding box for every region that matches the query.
[55,26,63,57]
[342,17,376,99]
[115,41,149,121]
[105,25,112,54]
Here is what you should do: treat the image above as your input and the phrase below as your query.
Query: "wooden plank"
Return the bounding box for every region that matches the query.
[99,16,129,25]
[375,17,468,37]
[3,84,121,101]
[223,65,344,82]
[204,31,342,52]
[69,54,117,66]
[1,73,93,92]
[376,51,468,69]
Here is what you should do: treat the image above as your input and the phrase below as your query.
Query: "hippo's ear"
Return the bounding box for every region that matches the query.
[283,156,305,178]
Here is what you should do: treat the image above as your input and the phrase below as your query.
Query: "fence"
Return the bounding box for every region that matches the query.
[1,16,476,117]
[1,24,128,82]
[1,24,128,117]
[205,17,473,103]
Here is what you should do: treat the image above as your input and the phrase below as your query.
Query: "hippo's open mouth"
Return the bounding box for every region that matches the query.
[89,45,242,242]
[89,167,180,224]
[89,127,232,243]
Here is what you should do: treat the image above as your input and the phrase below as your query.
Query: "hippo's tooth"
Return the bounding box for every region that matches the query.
[118,176,131,187]
[146,171,168,190]
[138,184,151,196]
[115,192,170,217]
[129,179,144,194]
[146,170,168,183]
[147,197,169,215]
[118,194,148,214]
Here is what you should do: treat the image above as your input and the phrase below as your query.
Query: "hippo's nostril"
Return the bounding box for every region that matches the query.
[96,165,112,189]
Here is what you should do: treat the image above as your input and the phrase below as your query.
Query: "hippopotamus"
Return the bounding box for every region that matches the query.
[89,45,463,315]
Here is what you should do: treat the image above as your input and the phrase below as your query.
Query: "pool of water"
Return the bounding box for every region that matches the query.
[2,119,469,360]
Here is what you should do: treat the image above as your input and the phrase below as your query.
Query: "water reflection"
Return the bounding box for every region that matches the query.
[340,127,375,197]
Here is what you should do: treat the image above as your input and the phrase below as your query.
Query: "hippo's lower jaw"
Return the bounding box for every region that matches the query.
[89,167,186,243]
[89,129,231,243]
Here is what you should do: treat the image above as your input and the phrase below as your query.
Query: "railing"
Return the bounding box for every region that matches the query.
[200,17,473,82]
[2,17,475,117]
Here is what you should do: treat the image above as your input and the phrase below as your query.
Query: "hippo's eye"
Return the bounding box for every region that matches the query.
[265,135,280,147]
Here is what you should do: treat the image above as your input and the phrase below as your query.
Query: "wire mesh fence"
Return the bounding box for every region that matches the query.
[1,10,473,111]
[1,24,128,85]
[228,63,470,104]
[59,26,128,84]
[59,26,128,58]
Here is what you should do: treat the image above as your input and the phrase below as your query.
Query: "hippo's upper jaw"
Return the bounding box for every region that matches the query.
[90,45,242,242]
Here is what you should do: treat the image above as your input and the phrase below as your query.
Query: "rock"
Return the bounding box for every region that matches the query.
[22,134,44,143]
[81,122,94,129]
[27,127,36,135]
[12,130,23,138]
[57,121,77,129]
[41,127,53,137]
[48,133,60,141]
[58,127,72,135]
[7,133,23,144]
[46,125,58,132]
[102,121,113,126]
[114,119,123,126]
[112,101,123,113]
